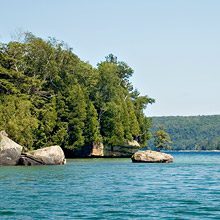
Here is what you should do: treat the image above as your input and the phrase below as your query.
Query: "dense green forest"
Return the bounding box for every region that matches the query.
[0,32,154,151]
[151,115,220,150]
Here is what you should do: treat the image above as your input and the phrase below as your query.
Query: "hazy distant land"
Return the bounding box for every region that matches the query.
[151,115,220,151]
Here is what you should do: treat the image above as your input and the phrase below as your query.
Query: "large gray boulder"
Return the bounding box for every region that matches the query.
[0,131,23,165]
[19,145,66,165]
[131,150,173,163]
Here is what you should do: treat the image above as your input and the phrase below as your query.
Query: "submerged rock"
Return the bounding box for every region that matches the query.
[19,145,66,165]
[131,150,173,163]
[0,131,23,165]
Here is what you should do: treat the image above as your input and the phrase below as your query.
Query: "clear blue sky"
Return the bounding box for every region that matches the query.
[1,0,220,116]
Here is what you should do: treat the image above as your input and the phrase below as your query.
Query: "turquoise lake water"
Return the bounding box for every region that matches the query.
[0,152,220,219]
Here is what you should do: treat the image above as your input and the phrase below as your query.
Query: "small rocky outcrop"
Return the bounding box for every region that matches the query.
[127,140,140,147]
[131,150,173,163]
[0,131,23,165]
[64,140,140,158]
[104,145,140,158]
[19,145,66,165]
[90,142,104,157]
[103,140,140,157]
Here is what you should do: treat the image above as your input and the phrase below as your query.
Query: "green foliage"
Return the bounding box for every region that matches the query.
[101,102,125,146]
[65,84,87,149]
[34,97,58,148]
[153,128,172,151]
[0,32,154,150]
[0,95,38,148]
[151,115,220,150]
[84,101,102,145]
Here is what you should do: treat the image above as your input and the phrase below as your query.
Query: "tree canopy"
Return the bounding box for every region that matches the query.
[0,33,154,151]
[153,127,172,151]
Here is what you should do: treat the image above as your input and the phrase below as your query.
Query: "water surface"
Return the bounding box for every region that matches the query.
[0,152,220,219]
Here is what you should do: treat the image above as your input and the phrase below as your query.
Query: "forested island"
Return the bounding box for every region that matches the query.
[151,115,220,150]
[0,32,154,157]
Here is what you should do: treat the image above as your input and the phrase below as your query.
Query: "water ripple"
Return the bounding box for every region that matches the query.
[0,152,220,219]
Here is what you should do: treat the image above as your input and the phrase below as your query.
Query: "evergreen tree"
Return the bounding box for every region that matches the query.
[65,84,87,149]
[0,33,155,151]
[101,102,125,146]
[0,95,38,149]
[84,101,102,145]
[154,128,172,151]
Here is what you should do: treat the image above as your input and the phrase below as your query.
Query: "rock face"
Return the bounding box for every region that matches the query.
[104,140,140,157]
[18,153,47,165]
[0,131,23,165]
[127,140,140,147]
[18,145,66,165]
[131,150,173,163]
[104,145,140,157]
[90,142,104,157]
[64,140,140,158]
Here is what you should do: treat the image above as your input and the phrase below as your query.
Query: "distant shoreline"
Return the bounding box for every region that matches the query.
[151,115,220,152]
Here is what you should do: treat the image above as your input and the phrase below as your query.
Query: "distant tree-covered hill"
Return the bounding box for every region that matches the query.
[151,115,220,150]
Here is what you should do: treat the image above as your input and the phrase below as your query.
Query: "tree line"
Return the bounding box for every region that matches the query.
[0,32,154,151]
[151,115,220,150]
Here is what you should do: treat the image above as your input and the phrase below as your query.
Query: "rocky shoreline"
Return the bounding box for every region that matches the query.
[64,141,140,158]
[0,130,174,165]
[0,131,66,166]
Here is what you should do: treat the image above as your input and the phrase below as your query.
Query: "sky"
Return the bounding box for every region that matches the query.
[1,0,220,116]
